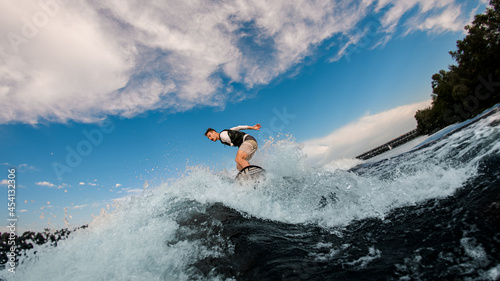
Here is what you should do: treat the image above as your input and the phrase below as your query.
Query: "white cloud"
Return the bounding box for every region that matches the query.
[0,179,9,186]
[115,183,122,188]
[0,163,37,171]
[73,204,88,209]
[18,163,37,171]
[0,0,479,124]
[376,0,454,32]
[112,188,143,204]
[35,181,56,187]
[57,183,69,189]
[303,100,432,166]
[372,0,478,47]
[125,188,143,194]
[0,0,133,124]
[403,2,475,34]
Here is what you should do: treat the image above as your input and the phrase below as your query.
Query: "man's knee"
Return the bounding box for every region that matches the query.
[236,151,248,161]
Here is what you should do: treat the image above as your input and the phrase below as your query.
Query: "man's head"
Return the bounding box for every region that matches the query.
[205,128,219,142]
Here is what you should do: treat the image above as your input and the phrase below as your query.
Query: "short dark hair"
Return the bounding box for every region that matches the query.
[204,128,216,136]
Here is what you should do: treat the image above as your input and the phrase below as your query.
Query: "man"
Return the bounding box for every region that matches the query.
[205,124,261,171]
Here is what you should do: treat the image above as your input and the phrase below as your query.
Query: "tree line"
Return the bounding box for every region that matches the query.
[0,226,87,265]
[415,0,500,134]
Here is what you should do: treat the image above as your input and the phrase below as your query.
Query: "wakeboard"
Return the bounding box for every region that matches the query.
[235,165,265,182]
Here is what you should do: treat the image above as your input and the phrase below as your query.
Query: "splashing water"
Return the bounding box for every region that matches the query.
[2,107,499,281]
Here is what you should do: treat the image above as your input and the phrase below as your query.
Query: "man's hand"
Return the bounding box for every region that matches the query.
[251,124,261,130]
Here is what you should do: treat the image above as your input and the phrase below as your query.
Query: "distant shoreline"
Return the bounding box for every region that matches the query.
[355,129,419,160]
[357,104,500,161]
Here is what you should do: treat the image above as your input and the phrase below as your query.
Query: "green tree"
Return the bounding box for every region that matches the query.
[416,0,500,133]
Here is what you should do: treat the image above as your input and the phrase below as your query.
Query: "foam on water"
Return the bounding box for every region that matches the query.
[485,264,500,281]
[5,193,223,280]
[162,132,483,229]
[2,109,499,281]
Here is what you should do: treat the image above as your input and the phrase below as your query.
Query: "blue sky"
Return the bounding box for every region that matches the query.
[0,0,488,231]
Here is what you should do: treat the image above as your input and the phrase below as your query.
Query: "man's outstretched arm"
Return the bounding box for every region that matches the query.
[230,124,261,131]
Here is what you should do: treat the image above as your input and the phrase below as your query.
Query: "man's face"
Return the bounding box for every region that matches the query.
[206,131,218,142]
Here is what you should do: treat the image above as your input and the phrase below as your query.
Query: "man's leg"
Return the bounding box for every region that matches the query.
[235,150,249,171]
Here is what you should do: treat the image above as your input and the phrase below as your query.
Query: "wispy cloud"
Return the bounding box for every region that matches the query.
[0,163,37,171]
[125,188,143,194]
[17,163,38,172]
[403,1,475,35]
[57,183,69,189]
[112,187,143,204]
[73,204,88,209]
[80,181,97,186]
[303,100,432,166]
[35,181,56,187]
[116,187,142,195]
[0,0,481,124]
